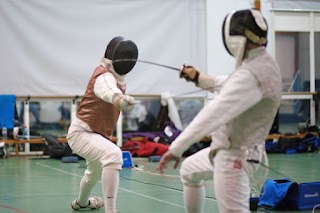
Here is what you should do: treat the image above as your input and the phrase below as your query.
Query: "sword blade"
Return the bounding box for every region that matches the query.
[112,59,181,71]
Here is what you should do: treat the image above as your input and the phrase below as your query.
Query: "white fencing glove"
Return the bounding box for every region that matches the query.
[113,94,135,112]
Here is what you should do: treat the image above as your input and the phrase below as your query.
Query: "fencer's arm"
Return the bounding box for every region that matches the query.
[94,72,135,111]
[94,72,123,103]
[197,73,228,92]
[169,69,263,157]
[180,65,227,92]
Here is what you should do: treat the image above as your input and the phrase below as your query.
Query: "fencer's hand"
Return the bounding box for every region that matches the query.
[157,150,181,174]
[179,64,200,83]
[113,94,135,112]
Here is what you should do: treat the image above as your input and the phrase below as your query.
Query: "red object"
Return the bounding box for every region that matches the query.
[233,159,242,169]
[122,137,169,157]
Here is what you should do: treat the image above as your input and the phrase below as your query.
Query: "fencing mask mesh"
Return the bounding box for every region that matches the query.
[105,36,138,75]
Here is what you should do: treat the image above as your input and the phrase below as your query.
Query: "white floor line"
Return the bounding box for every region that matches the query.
[120,187,184,208]
[36,162,184,208]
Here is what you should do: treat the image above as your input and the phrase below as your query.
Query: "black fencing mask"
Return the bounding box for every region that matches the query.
[105,36,138,75]
[222,9,268,68]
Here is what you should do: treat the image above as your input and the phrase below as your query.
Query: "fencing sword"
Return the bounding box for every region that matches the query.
[112,59,182,72]
[112,58,215,98]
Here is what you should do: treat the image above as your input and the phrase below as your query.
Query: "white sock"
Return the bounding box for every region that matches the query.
[102,168,119,212]
[77,175,96,206]
[183,184,205,213]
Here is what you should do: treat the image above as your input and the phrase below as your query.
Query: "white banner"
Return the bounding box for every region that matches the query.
[0,0,207,97]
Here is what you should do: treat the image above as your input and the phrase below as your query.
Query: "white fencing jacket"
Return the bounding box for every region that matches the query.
[169,47,282,158]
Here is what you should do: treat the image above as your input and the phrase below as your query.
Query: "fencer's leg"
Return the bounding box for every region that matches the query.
[77,162,102,206]
[183,184,205,213]
[67,128,102,207]
[68,129,123,212]
[180,148,213,213]
[102,167,121,213]
[213,150,251,213]
[100,146,123,213]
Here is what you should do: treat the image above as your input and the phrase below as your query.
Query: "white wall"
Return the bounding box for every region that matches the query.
[205,0,252,77]
[273,0,320,10]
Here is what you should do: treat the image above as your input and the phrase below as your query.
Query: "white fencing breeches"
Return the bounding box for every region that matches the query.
[180,147,261,213]
[67,124,123,184]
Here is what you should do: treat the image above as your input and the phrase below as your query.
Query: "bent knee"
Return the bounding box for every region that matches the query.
[180,160,200,184]
[100,146,123,169]
[180,159,212,185]
[180,170,202,185]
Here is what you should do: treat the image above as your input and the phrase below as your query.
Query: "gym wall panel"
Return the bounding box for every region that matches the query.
[272,0,320,10]
[274,12,311,32]
[315,13,320,31]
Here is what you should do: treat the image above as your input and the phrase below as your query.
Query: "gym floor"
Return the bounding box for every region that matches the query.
[0,153,319,213]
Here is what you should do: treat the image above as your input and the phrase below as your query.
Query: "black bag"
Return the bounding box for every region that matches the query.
[275,133,318,153]
[277,137,300,153]
[296,133,318,152]
[42,133,73,159]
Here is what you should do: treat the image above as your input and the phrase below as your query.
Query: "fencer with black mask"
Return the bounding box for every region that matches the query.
[67,36,138,213]
[158,9,282,212]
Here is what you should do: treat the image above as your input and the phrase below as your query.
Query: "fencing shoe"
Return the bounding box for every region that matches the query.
[71,196,104,210]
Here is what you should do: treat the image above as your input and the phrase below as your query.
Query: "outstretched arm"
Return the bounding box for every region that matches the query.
[180,65,227,92]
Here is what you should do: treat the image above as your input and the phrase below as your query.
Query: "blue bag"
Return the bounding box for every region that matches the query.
[258,178,297,210]
[259,179,320,210]
[0,94,16,129]
[286,182,320,210]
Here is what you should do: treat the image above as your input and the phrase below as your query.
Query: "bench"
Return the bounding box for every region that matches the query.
[3,136,118,156]
[3,138,67,156]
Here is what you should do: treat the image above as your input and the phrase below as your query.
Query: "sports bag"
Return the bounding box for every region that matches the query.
[42,133,73,159]
[122,137,169,157]
[258,178,297,210]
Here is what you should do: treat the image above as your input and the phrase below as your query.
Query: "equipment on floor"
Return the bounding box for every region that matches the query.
[122,151,133,168]
[42,133,73,159]
[0,142,9,158]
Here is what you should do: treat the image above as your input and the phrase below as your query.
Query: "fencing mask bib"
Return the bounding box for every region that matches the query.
[105,36,138,75]
[222,9,268,68]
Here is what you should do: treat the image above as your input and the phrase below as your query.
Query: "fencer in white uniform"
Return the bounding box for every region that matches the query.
[67,36,138,213]
[158,9,282,213]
